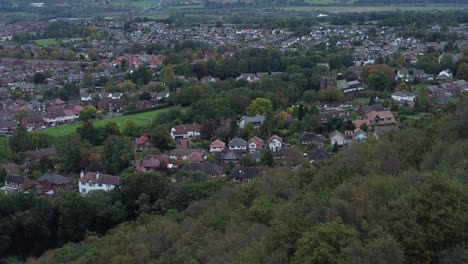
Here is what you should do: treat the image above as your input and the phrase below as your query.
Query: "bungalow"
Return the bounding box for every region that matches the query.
[79,171,120,195]
[170,124,202,140]
[0,175,33,193]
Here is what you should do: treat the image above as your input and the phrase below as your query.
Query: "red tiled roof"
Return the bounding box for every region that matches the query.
[79,172,119,185]
[210,139,225,148]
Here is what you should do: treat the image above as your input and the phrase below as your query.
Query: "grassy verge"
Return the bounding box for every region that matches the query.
[43,107,171,137]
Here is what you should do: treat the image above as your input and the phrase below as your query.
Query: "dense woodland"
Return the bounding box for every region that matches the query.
[17,96,468,264]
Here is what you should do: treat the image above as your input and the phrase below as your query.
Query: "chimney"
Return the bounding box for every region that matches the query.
[80,170,84,178]
[96,171,100,180]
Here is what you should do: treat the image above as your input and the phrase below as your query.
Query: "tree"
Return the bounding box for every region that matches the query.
[55,191,92,244]
[9,126,33,152]
[292,218,356,264]
[121,80,136,92]
[319,87,345,103]
[456,63,468,81]
[347,236,404,264]
[105,121,121,136]
[246,98,273,116]
[79,106,97,122]
[103,136,134,174]
[77,121,102,146]
[162,66,175,82]
[261,149,275,167]
[0,137,12,162]
[395,82,409,91]
[122,120,139,138]
[150,126,176,152]
[364,64,395,92]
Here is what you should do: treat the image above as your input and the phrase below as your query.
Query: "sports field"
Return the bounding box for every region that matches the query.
[43,108,171,137]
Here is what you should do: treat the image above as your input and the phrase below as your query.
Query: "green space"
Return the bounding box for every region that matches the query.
[35,38,58,47]
[110,0,157,7]
[43,107,171,137]
[304,0,357,4]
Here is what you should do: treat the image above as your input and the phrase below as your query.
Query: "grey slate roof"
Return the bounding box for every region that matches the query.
[37,172,70,184]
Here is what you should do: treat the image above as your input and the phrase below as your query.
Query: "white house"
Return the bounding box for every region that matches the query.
[209,139,226,153]
[79,171,120,195]
[238,114,265,129]
[438,69,453,80]
[330,130,345,146]
[391,91,416,103]
[170,124,202,139]
[43,107,82,126]
[268,135,284,152]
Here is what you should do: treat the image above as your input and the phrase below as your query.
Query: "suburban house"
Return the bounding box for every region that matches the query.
[215,149,243,166]
[43,106,82,126]
[330,130,345,146]
[170,124,202,139]
[229,138,248,152]
[353,128,368,142]
[306,147,330,163]
[79,171,120,195]
[268,135,284,152]
[365,111,396,125]
[36,172,70,194]
[356,104,385,117]
[228,165,261,183]
[391,91,416,104]
[437,69,453,80]
[248,136,265,153]
[298,132,325,148]
[238,114,265,129]
[134,133,152,151]
[0,175,33,193]
[169,148,205,161]
[181,163,223,178]
[135,155,169,172]
[210,139,226,153]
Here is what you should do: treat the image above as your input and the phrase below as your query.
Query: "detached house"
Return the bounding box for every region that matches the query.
[228,165,261,183]
[135,134,152,151]
[248,136,265,153]
[365,111,396,125]
[238,115,265,129]
[170,124,202,139]
[229,138,248,152]
[0,175,33,193]
[210,139,226,153]
[135,155,169,172]
[298,132,325,148]
[36,172,70,194]
[79,171,120,195]
[268,135,284,152]
[330,130,345,146]
[391,91,416,104]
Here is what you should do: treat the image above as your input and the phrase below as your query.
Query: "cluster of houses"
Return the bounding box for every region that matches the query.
[1,170,120,195]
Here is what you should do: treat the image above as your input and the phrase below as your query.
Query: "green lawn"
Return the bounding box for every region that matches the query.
[43,108,171,137]
[35,38,58,47]
[110,0,157,7]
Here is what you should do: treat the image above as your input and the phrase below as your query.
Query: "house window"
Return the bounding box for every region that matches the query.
[81,188,86,193]
[88,183,92,186]
[98,183,102,187]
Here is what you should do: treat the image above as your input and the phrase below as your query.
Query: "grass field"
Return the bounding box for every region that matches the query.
[35,38,58,47]
[43,108,171,137]
[110,0,157,7]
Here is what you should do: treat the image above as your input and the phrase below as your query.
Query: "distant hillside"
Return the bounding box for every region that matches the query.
[355,0,468,4]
